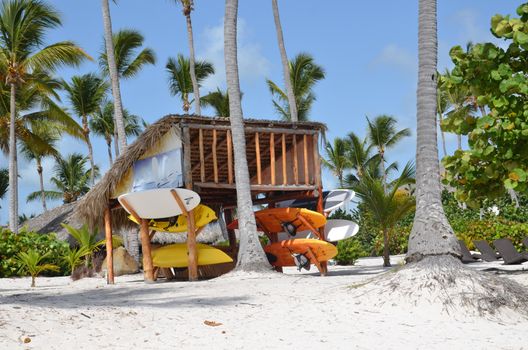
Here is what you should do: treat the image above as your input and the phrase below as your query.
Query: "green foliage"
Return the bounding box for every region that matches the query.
[267,53,325,121]
[62,246,91,275]
[0,168,7,201]
[457,219,528,252]
[62,223,105,267]
[335,238,366,265]
[0,228,69,278]
[442,3,528,206]
[16,250,59,287]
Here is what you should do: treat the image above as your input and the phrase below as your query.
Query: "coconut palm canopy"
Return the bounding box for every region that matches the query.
[74,114,326,232]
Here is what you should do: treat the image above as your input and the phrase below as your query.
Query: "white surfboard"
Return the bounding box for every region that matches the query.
[275,189,355,213]
[118,188,200,219]
[276,219,359,242]
[324,219,359,242]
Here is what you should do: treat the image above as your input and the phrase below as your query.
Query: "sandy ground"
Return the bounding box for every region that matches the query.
[1,256,527,350]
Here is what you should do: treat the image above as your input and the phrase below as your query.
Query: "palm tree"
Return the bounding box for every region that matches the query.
[0,0,89,233]
[267,53,325,121]
[99,29,156,80]
[407,0,460,262]
[224,0,270,272]
[63,74,108,186]
[62,223,105,268]
[354,162,416,267]
[172,0,202,115]
[20,122,60,212]
[166,54,214,113]
[366,115,411,189]
[15,250,58,287]
[27,153,98,204]
[322,138,349,188]
[90,100,143,166]
[271,0,297,122]
[343,132,378,186]
[201,88,242,118]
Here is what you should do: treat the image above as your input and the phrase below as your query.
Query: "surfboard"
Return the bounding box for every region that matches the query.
[264,239,338,267]
[118,187,200,219]
[227,207,326,234]
[275,189,355,213]
[324,219,359,242]
[276,219,359,242]
[152,243,233,268]
[128,204,217,233]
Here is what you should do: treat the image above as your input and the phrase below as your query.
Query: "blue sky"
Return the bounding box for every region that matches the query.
[0,0,521,223]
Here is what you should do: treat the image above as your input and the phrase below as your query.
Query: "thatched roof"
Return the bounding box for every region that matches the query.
[21,201,79,242]
[74,114,327,232]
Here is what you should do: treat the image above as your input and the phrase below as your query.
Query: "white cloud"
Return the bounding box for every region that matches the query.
[197,18,271,93]
[370,44,416,74]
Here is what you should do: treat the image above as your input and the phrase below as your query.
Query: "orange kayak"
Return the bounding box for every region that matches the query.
[264,238,337,267]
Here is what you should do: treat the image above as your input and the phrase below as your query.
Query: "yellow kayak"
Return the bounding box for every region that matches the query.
[152,243,233,267]
[128,204,217,233]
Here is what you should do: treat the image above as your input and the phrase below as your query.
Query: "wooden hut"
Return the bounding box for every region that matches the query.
[75,115,326,283]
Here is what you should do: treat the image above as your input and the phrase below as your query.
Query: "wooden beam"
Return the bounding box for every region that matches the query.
[140,218,155,282]
[282,133,287,185]
[104,207,114,284]
[212,129,218,183]
[270,133,275,185]
[191,133,228,174]
[183,127,193,189]
[303,134,309,185]
[199,128,205,182]
[119,197,141,223]
[227,130,233,184]
[255,132,261,185]
[170,189,198,281]
[195,182,317,191]
[184,123,319,135]
[313,133,321,187]
[296,212,323,240]
[293,134,299,185]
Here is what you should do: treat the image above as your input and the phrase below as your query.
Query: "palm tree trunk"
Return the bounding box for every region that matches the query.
[82,116,96,186]
[36,158,47,212]
[185,11,201,116]
[407,0,460,262]
[456,134,462,150]
[31,275,35,288]
[438,113,447,157]
[380,150,387,192]
[8,82,18,233]
[113,124,120,158]
[383,228,391,267]
[106,137,113,166]
[224,0,270,272]
[271,0,298,122]
[102,0,127,153]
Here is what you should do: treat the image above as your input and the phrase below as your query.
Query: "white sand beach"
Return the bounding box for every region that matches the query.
[1,256,527,350]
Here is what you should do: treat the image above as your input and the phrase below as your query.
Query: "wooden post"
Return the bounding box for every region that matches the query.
[140,218,155,282]
[282,134,287,185]
[104,207,114,284]
[255,132,262,185]
[293,135,299,185]
[119,198,155,283]
[303,134,309,184]
[313,133,321,189]
[270,133,276,185]
[296,213,324,240]
[227,130,233,184]
[199,128,205,182]
[212,129,218,183]
[170,189,198,281]
[183,127,193,190]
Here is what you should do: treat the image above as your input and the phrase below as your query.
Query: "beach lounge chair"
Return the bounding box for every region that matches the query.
[458,240,481,263]
[473,240,501,262]
[493,239,528,265]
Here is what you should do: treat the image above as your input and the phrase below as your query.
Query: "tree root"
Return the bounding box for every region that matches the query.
[352,255,528,320]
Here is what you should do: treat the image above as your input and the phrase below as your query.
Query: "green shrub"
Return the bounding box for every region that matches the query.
[0,228,69,277]
[335,238,367,265]
[372,224,411,256]
[456,218,528,251]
